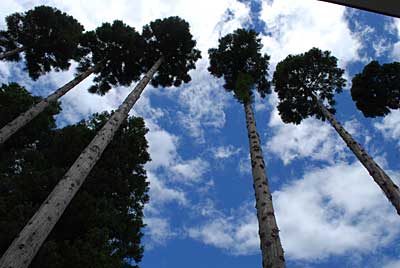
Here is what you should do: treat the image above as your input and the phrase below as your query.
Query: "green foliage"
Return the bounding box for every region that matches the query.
[78,20,145,95]
[351,60,400,117]
[0,83,60,153]
[208,28,270,104]
[273,47,346,124]
[142,16,201,87]
[0,85,150,268]
[2,6,84,79]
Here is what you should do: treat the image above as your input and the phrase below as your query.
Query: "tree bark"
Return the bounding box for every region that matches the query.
[0,57,163,268]
[244,102,285,268]
[0,63,101,145]
[0,46,25,60]
[316,98,400,215]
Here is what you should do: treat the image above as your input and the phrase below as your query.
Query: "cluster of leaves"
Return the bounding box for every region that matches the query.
[142,16,201,87]
[273,48,346,124]
[77,20,145,95]
[1,5,84,79]
[351,61,400,117]
[0,83,150,268]
[208,28,270,104]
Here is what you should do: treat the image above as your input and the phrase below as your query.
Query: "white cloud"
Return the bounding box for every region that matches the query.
[187,162,400,262]
[260,0,361,70]
[275,162,400,260]
[213,145,241,159]
[171,158,209,183]
[374,110,400,147]
[384,260,400,268]
[266,94,347,165]
[144,217,177,248]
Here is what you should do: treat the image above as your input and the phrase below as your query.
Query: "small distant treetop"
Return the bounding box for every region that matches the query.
[273,47,346,124]
[1,5,84,79]
[142,16,201,87]
[208,28,270,104]
[351,60,400,118]
[77,20,145,95]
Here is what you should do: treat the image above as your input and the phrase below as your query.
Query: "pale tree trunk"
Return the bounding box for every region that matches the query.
[244,102,285,268]
[0,63,101,145]
[316,98,400,215]
[0,57,163,268]
[0,46,25,60]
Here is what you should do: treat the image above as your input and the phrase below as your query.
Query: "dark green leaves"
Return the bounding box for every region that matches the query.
[351,61,400,118]
[273,47,346,124]
[0,85,150,267]
[78,20,145,95]
[208,28,270,104]
[142,16,201,87]
[2,6,84,79]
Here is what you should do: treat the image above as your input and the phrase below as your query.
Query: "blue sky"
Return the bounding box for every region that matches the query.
[1,0,400,268]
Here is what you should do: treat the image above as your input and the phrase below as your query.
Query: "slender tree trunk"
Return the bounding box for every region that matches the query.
[315,98,400,215]
[0,57,163,268]
[244,102,285,268]
[0,63,101,145]
[0,46,25,60]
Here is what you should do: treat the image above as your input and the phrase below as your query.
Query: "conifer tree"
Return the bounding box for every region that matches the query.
[209,28,285,268]
[273,47,400,215]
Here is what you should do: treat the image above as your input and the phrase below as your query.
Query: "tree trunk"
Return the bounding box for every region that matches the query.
[0,63,101,145]
[0,57,163,268]
[0,46,25,60]
[244,102,285,268]
[316,98,400,215]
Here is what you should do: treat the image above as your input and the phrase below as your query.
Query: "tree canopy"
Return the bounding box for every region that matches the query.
[142,16,201,87]
[0,84,150,268]
[208,28,270,104]
[1,6,84,79]
[77,20,145,95]
[351,60,400,118]
[272,47,346,124]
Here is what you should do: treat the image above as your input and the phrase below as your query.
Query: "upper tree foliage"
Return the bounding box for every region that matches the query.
[208,28,271,104]
[142,16,201,87]
[78,20,145,95]
[273,47,346,124]
[0,85,150,268]
[351,60,400,117]
[1,6,84,79]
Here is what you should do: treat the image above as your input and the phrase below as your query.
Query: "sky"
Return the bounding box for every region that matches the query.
[1,0,400,267]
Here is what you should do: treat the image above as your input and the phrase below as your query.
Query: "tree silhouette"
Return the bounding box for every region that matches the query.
[0,6,84,79]
[0,20,144,145]
[273,47,400,215]
[209,28,285,268]
[351,60,400,117]
[0,16,200,268]
[0,84,150,267]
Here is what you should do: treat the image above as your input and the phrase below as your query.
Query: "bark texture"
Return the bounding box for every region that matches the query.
[244,102,285,268]
[316,98,400,215]
[0,46,25,60]
[0,57,163,268]
[0,64,100,145]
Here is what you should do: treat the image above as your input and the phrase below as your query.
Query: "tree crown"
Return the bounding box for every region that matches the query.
[351,60,400,118]
[208,28,271,104]
[2,5,84,79]
[273,47,346,124]
[142,16,201,87]
[78,20,145,95]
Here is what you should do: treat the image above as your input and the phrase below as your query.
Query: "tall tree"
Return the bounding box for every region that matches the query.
[0,16,200,268]
[208,28,285,268]
[0,20,144,145]
[351,60,400,117]
[0,84,150,267]
[0,6,84,78]
[273,47,400,215]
